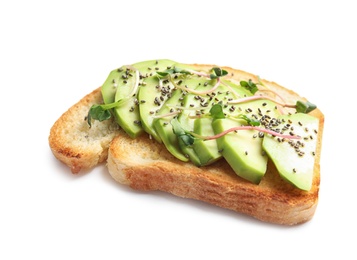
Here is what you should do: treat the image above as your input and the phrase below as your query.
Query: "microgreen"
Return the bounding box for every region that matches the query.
[156,67,192,77]
[87,102,120,127]
[240,79,258,94]
[209,103,226,119]
[296,100,317,113]
[210,67,228,79]
[171,118,195,146]
[237,114,261,126]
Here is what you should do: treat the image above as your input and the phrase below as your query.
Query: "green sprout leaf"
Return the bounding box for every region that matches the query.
[296,100,317,113]
[210,67,228,79]
[240,79,258,94]
[237,114,261,126]
[156,67,192,78]
[209,103,226,119]
[171,118,195,146]
[87,101,122,127]
[87,105,112,127]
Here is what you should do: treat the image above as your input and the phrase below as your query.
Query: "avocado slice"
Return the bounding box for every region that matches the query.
[106,59,177,139]
[175,77,216,166]
[112,65,143,138]
[211,98,280,183]
[101,68,122,104]
[212,118,268,184]
[99,65,143,138]
[134,59,178,142]
[152,88,189,162]
[262,113,319,191]
[193,117,222,165]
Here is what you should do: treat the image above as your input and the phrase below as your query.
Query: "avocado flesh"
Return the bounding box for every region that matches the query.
[193,117,221,166]
[112,65,143,138]
[186,83,231,166]
[212,118,268,184]
[134,59,179,142]
[107,59,177,139]
[262,113,319,191]
[174,76,212,166]
[212,99,280,183]
[101,68,122,104]
[152,89,189,162]
[99,65,142,138]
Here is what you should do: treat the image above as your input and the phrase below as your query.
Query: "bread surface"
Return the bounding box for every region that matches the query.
[49,63,324,225]
[49,88,121,173]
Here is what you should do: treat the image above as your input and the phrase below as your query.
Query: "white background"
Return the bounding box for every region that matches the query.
[1,0,355,259]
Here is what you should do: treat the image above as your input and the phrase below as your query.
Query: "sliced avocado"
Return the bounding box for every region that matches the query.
[175,77,215,166]
[112,65,143,138]
[211,98,280,183]
[262,113,319,191]
[135,59,179,142]
[193,117,221,165]
[101,67,123,104]
[109,59,177,139]
[152,88,189,162]
[212,118,268,184]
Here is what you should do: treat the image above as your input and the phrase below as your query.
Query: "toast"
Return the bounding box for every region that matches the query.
[49,61,324,225]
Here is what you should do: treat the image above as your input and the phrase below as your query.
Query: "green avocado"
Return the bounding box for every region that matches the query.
[112,65,143,138]
[100,65,143,138]
[152,88,189,162]
[193,117,222,165]
[173,75,209,166]
[134,59,178,142]
[101,68,122,104]
[212,118,268,184]
[212,99,280,183]
[262,113,319,191]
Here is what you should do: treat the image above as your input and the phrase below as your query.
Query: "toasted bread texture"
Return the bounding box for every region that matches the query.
[49,63,324,225]
[49,88,121,173]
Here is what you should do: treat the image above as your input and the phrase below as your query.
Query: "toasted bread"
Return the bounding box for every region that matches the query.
[49,62,324,225]
[49,88,121,173]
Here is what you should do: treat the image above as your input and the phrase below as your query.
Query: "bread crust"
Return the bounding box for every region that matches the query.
[49,63,324,224]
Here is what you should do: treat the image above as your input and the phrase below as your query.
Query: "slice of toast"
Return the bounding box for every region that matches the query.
[49,88,121,173]
[49,63,324,225]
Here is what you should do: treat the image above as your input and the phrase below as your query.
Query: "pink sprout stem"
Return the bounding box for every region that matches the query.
[227,95,296,108]
[191,126,301,140]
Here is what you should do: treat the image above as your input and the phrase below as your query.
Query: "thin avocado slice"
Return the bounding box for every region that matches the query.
[193,117,222,165]
[109,59,177,139]
[152,88,189,162]
[175,77,214,166]
[212,118,268,184]
[112,65,143,138]
[211,98,280,183]
[135,59,179,142]
[101,68,122,104]
[262,113,319,191]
